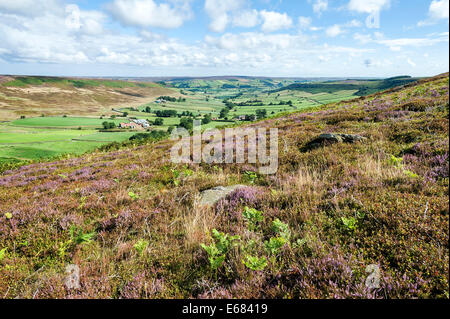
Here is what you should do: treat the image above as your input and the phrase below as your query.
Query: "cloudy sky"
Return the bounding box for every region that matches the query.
[0,0,448,77]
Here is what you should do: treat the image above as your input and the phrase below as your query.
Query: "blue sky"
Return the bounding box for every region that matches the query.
[0,0,448,77]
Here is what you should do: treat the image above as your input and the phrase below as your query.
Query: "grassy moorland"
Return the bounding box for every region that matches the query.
[0,76,175,120]
[0,73,448,298]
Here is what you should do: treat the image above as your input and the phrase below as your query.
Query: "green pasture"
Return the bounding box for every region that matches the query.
[10,117,125,128]
[0,121,137,161]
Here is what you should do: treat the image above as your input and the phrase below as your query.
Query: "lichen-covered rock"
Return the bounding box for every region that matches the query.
[302,133,366,151]
[198,185,247,207]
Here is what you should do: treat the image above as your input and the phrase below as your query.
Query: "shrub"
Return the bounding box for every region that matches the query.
[242,206,264,231]
[134,239,149,256]
[200,229,240,276]
[242,255,268,271]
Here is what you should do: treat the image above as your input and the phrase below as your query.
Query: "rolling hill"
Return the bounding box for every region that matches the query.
[271,76,421,96]
[0,76,177,121]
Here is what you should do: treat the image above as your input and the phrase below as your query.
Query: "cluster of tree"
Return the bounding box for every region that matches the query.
[143,106,152,113]
[180,111,194,117]
[157,96,186,102]
[223,99,236,110]
[155,110,178,117]
[243,114,257,121]
[153,118,164,126]
[256,109,267,119]
[102,121,117,129]
[269,100,293,106]
[129,130,169,141]
[179,117,194,130]
[157,96,177,102]
[219,108,229,119]
[202,114,212,125]
[235,99,264,106]
[221,84,237,89]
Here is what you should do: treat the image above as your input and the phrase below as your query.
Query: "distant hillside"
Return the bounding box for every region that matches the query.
[271,76,420,96]
[0,76,176,120]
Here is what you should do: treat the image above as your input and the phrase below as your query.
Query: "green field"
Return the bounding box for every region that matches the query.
[0,123,136,161]
[10,117,125,128]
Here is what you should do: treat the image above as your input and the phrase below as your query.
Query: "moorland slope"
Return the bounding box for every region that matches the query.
[0,76,176,120]
[0,73,448,298]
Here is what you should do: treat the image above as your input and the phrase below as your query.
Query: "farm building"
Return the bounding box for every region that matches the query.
[132,119,150,128]
[119,122,143,130]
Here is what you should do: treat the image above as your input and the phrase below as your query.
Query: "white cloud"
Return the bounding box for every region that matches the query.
[65,5,107,35]
[378,35,449,50]
[345,19,362,28]
[326,20,361,37]
[407,58,417,67]
[0,0,447,77]
[232,9,259,28]
[0,0,60,17]
[429,0,449,20]
[298,16,312,29]
[418,0,449,26]
[354,33,372,44]
[310,0,328,16]
[107,0,192,29]
[204,0,243,32]
[260,10,293,32]
[326,25,343,37]
[348,0,390,13]
[353,31,449,51]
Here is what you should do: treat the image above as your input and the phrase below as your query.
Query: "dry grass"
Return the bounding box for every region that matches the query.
[0,78,176,120]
